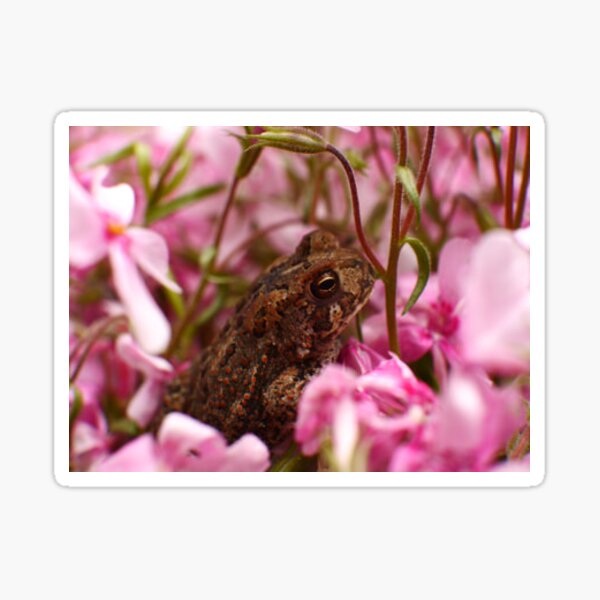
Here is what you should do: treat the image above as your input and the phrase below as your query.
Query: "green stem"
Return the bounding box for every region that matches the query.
[325,144,385,276]
[165,175,241,358]
[385,126,408,356]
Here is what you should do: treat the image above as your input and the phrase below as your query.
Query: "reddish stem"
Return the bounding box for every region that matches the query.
[474,128,504,201]
[368,126,390,182]
[398,126,436,240]
[509,424,530,460]
[69,315,127,385]
[326,144,385,275]
[513,126,530,228]
[504,126,519,228]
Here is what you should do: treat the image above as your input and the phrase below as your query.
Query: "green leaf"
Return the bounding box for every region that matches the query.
[69,387,83,430]
[149,127,194,205]
[396,165,421,225]
[192,285,227,328]
[145,183,225,224]
[269,443,317,471]
[88,143,137,167]
[134,143,153,200]
[198,245,217,270]
[263,126,326,143]
[205,272,247,285]
[234,132,263,179]
[398,237,431,315]
[489,126,503,155]
[345,149,368,174]
[164,269,185,318]
[244,130,327,154]
[160,150,193,198]
[109,417,141,437]
[86,141,153,201]
[471,202,498,232]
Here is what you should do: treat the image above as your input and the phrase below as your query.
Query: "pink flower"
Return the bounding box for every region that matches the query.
[70,397,111,471]
[388,367,526,471]
[362,238,474,382]
[70,168,181,354]
[95,412,270,472]
[430,368,526,470]
[493,456,530,472]
[295,364,357,457]
[459,230,530,374]
[115,333,175,427]
[295,352,435,470]
[339,338,386,375]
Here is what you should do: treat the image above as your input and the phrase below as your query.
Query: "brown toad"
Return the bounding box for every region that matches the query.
[163,230,375,452]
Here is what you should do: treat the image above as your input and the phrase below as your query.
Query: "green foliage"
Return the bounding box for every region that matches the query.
[398,237,431,314]
[145,183,226,224]
[396,165,421,225]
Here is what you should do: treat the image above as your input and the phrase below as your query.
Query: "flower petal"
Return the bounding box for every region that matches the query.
[127,227,182,293]
[438,237,473,306]
[70,170,107,267]
[339,339,385,375]
[460,230,530,374]
[108,242,171,354]
[158,413,269,472]
[94,177,135,225]
[157,412,228,471]
[220,435,271,472]
[332,398,359,471]
[126,379,165,427]
[116,333,173,379]
[95,434,160,472]
[294,365,357,456]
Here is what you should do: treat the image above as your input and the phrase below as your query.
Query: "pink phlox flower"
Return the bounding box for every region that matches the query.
[116,333,175,428]
[388,367,526,472]
[459,229,530,374]
[363,238,474,379]
[339,337,386,375]
[70,386,111,471]
[357,354,436,415]
[295,364,357,457]
[70,168,181,354]
[295,354,435,470]
[492,456,530,472]
[95,412,270,472]
[430,367,526,470]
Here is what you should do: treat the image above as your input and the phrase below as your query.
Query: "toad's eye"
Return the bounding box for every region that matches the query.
[310,270,339,300]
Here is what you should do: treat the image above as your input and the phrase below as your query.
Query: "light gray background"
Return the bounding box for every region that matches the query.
[2,1,596,598]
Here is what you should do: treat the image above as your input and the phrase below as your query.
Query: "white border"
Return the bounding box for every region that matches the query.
[55,111,545,487]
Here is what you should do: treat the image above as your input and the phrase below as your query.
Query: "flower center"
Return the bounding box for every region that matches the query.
[107,221,126,236]
[428,300,459,336]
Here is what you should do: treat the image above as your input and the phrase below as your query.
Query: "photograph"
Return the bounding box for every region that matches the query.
[59,113,542,484]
